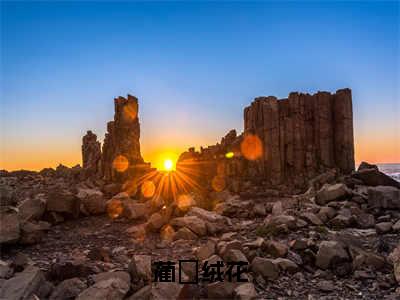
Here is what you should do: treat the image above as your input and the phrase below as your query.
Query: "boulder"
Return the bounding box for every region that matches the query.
[368,186,400,209]
[18,198,46,221]
[375,222,392,234]
[20,221,51,245]
[388,246,400,283]
[171,216,207,236]
[315,183,349,205]
[0,207,20,244]
[264,240,288,258]
[0,185,16,206]
[272,258,299,273]
[0,266,46,300]
[92,271,130,285]
[353,168,400,188]
[357,161,378,171]
[187,207,227,226]
[127,285,151,300]
[81,194,106,215]
[50,278,87,300]
[224,249,248,263]
[76,278,129,300]
[315,241,349,270]
[329,214,353,229]
[128,255,152,282]
[122,202,148,220]
[234,282,258,300]
[251,257,279,280]
[300,212,323,226]
[354,213,375,229]
[146,212,165,232]
[46,191,80,218]
[196,240,216,261]
[393,219,400,232]
[207,281,234,299]
[150,282,184,300]
[173,227,198,240]
[267,215,297,230]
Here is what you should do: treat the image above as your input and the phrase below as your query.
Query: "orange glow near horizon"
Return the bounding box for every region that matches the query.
[0,136,399,172]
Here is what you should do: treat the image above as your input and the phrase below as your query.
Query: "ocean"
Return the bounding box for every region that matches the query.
[377,163,400,182]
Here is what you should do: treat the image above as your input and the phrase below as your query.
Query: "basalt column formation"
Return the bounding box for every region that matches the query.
[244,88,355,187]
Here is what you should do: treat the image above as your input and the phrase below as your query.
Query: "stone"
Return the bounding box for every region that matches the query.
[48,260,93,282]
[126,224,146,240]
[150,282,184,300]
[273,258,299,273]
[197,240,216,261]
[0,262,13,279]
[375,222,392,234]
[0,207,20,244]
[368,186,400,209]
[264,240,288,258]
[128,255,152,282]
[146,212,165,232]
[0,266,46,300]
[81,194,106,215]
[173,227,198,240]
[224,249,248,263]
[358,161,379,171]
[234,283,258,300]
[50,278,87,300]
[267,215,297,230]
[251,257,279,280]
[300,212,323,225]
[207,281,234,299]
[243,237,265,249]
[315,183,349,205]
[171,216,207,236]
[354,213,375,229]
[92,271,130,285]
[393,219,400,232]
[315,241,349,270]
[253,203,266,216]
[317,206,337,222]
[329,214,353,229]
[126,285,151,300]
[353,168,400,188]
[187,207,226,225]
[271,201,283,215]
[317,280,335,292]
[122,201,148,220]
[18,197,46,221]
[81,130,102,178]
[46,191,80,218]
[388,246,400,283]
[76,277,129,300]
[20,221,51,245]
[0,185,16,206]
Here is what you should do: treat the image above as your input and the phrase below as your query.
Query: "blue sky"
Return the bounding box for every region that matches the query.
[1,1,399,170]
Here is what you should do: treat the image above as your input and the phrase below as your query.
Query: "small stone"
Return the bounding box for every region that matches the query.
[316,183,349,206]
[251,257,279,280]
[146,212,165,232]
[76,277,129,300]
[315,241,349,270]
[224,249,248,263]
[273,258,299,273]
[234,282,258,300]
[50,278,87,300]
[207,281,234,299]
[173,227,198,240]
[375,222,392,234]
[197,240,216,261]
[128,255,152,282]
[393,219,400,232]
[317,280,335,292]
[264,240,288,258]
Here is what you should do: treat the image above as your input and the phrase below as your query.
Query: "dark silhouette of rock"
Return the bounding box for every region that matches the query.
[82,130,101,178]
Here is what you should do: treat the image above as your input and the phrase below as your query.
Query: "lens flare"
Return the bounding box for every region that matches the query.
[141,180,155,198]
[225,152,234,159]
[112,155,129,172]
[176,194,196,210]
[240,134,263,160]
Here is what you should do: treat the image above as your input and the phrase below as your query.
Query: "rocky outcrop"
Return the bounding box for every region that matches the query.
[178,89,355,192]
[81,130,101,178]
[244,88,354,187]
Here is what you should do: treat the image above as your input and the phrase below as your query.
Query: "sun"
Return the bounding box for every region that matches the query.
[163,159,174,171]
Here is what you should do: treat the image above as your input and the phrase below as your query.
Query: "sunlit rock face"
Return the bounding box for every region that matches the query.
[101,95,148,182]
[178,88,355,192]
[244,88,354,187]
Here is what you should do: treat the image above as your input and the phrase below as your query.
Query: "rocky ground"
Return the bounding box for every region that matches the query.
[0,162,399,299]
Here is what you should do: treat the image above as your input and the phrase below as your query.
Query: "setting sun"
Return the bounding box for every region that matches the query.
[163,159,174,171]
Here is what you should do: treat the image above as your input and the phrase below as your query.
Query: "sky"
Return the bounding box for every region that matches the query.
[1,1,399,171]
